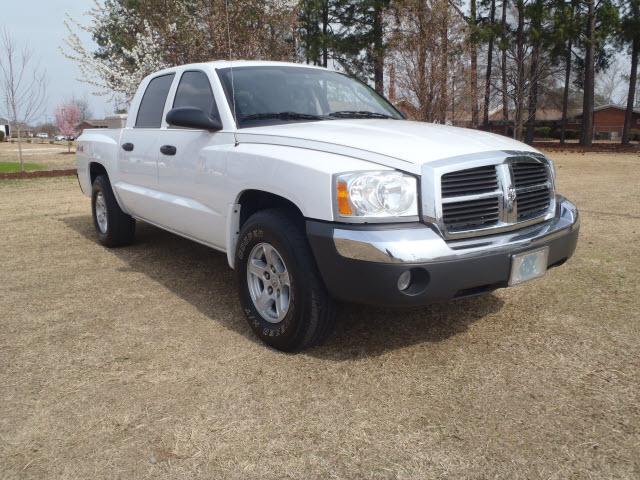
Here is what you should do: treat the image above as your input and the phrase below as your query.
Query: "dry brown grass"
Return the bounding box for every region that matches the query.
[0,141,75,170]
[0,152,639,479]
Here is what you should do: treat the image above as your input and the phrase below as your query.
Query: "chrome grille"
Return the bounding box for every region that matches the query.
[441,165,499,198]
[428,152,555,239]
[442,197,500,231]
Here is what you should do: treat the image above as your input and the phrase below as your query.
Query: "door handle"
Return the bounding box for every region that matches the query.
[160,145,177,156]
[121,142,134,152]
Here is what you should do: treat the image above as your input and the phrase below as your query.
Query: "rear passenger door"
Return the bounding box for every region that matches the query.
[155,70,229,247]
[117,73,175,222]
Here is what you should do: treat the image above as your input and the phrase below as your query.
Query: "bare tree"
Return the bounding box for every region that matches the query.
[0,28,47,172]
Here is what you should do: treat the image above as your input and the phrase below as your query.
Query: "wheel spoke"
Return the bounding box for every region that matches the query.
[255,290,273,311]
[248,259,267,278]
[263,244,277,268]
[278,270,290,286]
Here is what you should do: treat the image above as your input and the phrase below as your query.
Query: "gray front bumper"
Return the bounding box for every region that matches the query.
[306,196,579,306]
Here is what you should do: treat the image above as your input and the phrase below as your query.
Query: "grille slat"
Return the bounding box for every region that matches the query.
[512,161,549,187]
[443,197,500,231]
[441,166,498,198]
[512,160,551,221]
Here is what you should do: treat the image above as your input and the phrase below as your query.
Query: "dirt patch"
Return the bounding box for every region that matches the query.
[535,141,640,153]
[0,168,76,180]
[0,153,638,479]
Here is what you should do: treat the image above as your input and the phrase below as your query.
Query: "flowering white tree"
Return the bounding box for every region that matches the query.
[62,1,169,102]
[62,0,297,106]
[54,104,81,152]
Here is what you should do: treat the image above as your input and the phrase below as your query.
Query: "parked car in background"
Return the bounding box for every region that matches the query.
[54,135,66,141]
[36,132,48,139]
[76,61,580,351]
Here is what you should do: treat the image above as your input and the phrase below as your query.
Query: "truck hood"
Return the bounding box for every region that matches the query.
[237,119,539,173]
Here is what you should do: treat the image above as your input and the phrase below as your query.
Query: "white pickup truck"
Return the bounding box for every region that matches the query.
[77,61,579,351]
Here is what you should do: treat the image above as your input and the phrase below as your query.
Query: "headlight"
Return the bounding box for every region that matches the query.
[547,158,556,181]
[335,171,419,220]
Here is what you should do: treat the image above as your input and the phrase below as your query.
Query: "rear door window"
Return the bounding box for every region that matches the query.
[135,74,175,128]
[172,70,220,120]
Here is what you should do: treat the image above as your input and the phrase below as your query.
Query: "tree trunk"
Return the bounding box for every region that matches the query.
[581,0,595,147]
[514,0,525,141]
[483,0,496,129]
[622,38,639,144]
[16,125,24,172]
[373,2,385,94]
[437,2,449,124]
[501,0,509,136]
[560,36,572,144]
[470,0,479,128]
[322,0,329,67]
[525,38,540,144]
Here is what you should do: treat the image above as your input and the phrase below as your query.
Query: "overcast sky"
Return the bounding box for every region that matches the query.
[3,0,113,124]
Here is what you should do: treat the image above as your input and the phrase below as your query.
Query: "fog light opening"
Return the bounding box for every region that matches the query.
[397,270,412,291]
[398,268,430,296]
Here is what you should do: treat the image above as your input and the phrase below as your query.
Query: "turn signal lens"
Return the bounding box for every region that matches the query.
[337,180,353,215]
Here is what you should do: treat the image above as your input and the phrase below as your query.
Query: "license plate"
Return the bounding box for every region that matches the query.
[509,247,549,286]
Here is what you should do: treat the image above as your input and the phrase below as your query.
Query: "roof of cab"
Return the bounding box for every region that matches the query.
[152,60,333,75]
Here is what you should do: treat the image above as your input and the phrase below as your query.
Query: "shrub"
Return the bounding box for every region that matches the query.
[534,126,552,139]
[629,129,640,141]
[26,139,32,143]
[49,140,54,144]
[0,130,4,142]
[560,129,580,140]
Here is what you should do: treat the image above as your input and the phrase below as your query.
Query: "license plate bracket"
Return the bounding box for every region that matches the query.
[509,247,549,286]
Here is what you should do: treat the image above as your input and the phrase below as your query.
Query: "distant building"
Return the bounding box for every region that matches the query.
[77,114,128,133]
[570,104,640,139]
[487,104,640,139]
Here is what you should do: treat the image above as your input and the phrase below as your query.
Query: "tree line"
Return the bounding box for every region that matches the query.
[63,0,640,145]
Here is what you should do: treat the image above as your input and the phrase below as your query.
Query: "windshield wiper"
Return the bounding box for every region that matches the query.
[328,110,394,119]
[239,112,329,121]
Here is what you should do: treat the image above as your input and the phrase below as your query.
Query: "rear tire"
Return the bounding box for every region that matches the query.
[236,209,336,352]
[91,174,135,247]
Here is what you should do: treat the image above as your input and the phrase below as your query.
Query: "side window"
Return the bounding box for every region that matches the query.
[135,74,175,128]
[173,71,220,119]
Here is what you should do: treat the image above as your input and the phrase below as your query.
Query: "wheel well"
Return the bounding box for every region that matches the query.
[238,190,305,227]
[89,162,108,185]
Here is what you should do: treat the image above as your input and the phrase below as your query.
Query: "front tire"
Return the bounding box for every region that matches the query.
[236,209,335,352]
[91,174,135,247]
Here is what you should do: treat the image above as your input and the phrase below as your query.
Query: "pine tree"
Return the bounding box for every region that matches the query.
[332,0,392,93]
[619,0,640,144]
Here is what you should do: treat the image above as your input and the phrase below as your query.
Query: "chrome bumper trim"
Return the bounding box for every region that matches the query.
[333,196,579,264]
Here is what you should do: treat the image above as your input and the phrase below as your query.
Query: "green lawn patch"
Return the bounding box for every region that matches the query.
[0,162,46,173]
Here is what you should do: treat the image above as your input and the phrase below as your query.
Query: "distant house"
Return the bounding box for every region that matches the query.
[569,104,640,139]
[77,114,128,133]
[487,104,640,139]
[0,117,10,139]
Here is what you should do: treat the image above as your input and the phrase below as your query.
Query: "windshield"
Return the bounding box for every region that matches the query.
[217,66,404,128]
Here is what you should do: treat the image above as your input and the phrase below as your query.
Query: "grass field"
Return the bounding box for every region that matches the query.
[0,151,638,479]
[0,161,45,173]
[0,141,75,170]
